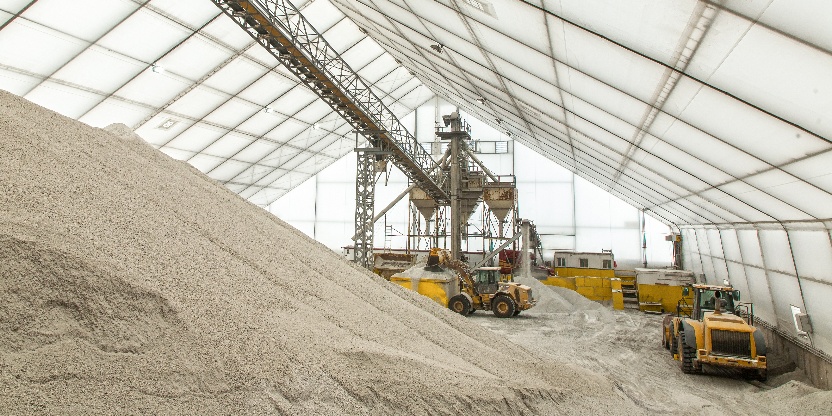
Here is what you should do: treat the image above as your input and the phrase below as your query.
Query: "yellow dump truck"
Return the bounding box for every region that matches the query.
[662,284,767,381]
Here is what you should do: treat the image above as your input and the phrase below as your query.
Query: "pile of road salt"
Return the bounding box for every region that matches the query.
[0,90,646,414]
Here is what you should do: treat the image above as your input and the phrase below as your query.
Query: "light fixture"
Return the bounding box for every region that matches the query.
[429,44,444,53]
[475,97,486,104]
[312,123,320,130]
[157,118,178,130]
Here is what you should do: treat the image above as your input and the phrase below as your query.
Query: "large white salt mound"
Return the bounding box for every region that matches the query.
[0,90,642,415]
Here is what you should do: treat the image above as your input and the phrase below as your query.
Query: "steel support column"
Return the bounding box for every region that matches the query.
[450,135,461,261]
[354,147,378,269]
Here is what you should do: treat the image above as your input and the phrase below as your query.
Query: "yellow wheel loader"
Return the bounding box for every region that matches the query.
[662,284,767,381]
[427,249,536,318]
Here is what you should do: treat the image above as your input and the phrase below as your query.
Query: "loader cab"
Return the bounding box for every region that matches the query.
[687,285,739,320]
[474,267,501,294]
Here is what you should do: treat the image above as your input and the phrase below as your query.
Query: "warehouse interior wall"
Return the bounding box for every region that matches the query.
[681,223,832,356]
[270,98,673,268]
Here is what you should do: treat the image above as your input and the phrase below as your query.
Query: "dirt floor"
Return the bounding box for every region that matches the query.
[479,276,832,415]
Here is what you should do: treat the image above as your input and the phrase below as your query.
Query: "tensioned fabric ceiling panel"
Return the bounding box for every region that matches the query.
[332,0,832,227]
[0,0,437,206]
[1,0,830,228]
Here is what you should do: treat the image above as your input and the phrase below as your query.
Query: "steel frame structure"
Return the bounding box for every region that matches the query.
[354,146,380,269]
[212,0,450,268]
[211,0,446,200]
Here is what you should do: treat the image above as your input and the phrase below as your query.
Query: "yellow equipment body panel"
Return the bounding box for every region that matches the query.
[541,276,576,290]
[389,276,457,307]
[612,290,624,310]
[555,267,615,278]
[542,276,614,301]
[638,284,691,314]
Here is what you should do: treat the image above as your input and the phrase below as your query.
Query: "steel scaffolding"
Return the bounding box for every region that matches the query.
[354,146,379,269]
[212,0,450,268]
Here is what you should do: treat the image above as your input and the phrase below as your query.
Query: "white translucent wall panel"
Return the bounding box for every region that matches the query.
[373,168,410,251]
[269,176,316,238]
[694,228,716,283]
[573,177,643,267]
[516,141,671,267]
[680,226,810,328]
[706,228,729,284]
[719,229,752,301]
[644,215,673,267]
[788,228,832,351]
[681,229,703,277]
[734,229,776,324]
[758,229,796,275]
[515,141,575,255]
[801,280,832,354]
[788,229,832,285]
[758,229,807,334]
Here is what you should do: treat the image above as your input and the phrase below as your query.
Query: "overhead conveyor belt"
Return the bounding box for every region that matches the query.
[211,0,449,204]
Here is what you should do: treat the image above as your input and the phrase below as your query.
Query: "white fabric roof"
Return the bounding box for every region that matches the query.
[332,0,832,228]
[1,0,830,225]
[0,0,434,206]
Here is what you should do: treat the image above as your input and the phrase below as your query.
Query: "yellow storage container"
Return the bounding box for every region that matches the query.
[612,289,624,310]
[542,276,577,290]
[635,268,696,313]
[594,286,611,298]
[390,267,459,307]
[586,277,603,287]
[637,284,694,314]
[576,287,595,298]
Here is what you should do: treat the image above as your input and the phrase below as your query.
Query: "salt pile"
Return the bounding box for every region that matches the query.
[0,90,643,414]
[514,275,614,323]
[755,380,832,416]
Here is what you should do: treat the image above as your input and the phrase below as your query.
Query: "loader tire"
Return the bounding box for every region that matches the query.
[669,324,678,357]
[757,370,767,382]
[513,309,521,316]
[678,329,697,374]
[492,295,516,318]
[448,295,471,315]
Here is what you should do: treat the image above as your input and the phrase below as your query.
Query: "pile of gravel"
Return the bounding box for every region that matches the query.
[0,90,641,415]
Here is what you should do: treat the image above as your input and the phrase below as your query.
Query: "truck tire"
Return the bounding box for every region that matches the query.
[492,295,516,318]
[678,329,697,374]
[448,294,471,315]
